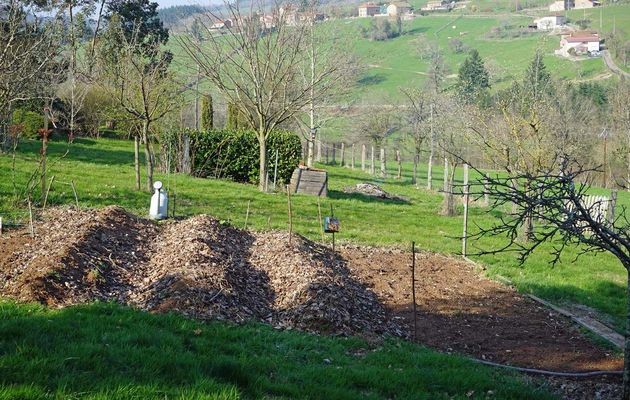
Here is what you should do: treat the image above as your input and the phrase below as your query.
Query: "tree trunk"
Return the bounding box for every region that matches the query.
[134,133,141,191]
[41,107,50,201]
[396,150,402,179]
[413,154,419,185]
[142,120,154,192]
[258,135,267,191]
[316,140,321,163]
[427,148,434,190]
[441,166,456,216]
[340,142,345,167]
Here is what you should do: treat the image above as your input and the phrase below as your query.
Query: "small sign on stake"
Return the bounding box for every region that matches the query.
[325,204,339,252]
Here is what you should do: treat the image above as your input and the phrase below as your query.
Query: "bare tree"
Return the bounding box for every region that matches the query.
[180,0,346,190]
[401,87,432,186]
[468,161,630,399]
[97,18,179,191]
[0,1,63,150]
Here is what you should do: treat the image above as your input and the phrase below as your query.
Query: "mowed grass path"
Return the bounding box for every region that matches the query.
[0,301,555,399]
[1,137,627,334]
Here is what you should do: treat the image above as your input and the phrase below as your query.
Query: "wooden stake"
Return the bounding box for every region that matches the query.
[317,197,324,244]
[412,241,417,341]
[0,216,3,236]
[380,148,386,178]
[28,199,34,238]
[70,180,79,209]
[43,175,55,210]
[244,200,251,229]
[340,142,345,167]
[330,203,335,252]
[462,184,470,257]
[361,144,366,171]
[286,185,292,246]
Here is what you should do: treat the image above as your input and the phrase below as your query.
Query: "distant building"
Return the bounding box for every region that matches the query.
[549,0,597,11]
[210,19,233,30]
[421,0,453,11]
[534,15,566,30]
[387,1,413,16]
[557,31,600,56]
[358,2,381,17]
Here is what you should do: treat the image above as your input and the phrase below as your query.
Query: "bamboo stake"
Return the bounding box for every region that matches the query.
[43,175,55,210]
[244,200,251,229]
[70,180,79,209]
[28,199,34,238]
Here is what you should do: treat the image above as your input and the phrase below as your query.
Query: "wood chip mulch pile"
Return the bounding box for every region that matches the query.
[0,206,403,338]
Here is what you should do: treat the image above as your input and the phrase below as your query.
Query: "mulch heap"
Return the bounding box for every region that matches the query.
[0,206,402,337]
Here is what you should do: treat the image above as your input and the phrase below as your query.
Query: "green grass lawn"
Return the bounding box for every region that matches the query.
[0,301,555,399]
[1,137,628,335]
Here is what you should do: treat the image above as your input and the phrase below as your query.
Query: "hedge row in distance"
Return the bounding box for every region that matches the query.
[189,129,302,185]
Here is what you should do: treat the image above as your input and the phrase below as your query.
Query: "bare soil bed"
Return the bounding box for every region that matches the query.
[0,206,624,399]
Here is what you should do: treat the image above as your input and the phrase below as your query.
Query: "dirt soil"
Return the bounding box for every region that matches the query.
[0,206,624,399]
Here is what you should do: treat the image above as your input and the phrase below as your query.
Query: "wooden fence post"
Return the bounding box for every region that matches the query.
[443,158,448,193]
[608,189,618,225]
[370,146,375,175]
[340,142,345,167]
[286,185,292,246]
[361,144,366,171]
[463,183,470,257]
[351,144,356,170]
[380,148,386,178]
[317,140,322,163]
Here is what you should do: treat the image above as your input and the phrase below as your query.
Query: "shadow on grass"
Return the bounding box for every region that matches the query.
[17,138,138,167]
[357,73,387,86]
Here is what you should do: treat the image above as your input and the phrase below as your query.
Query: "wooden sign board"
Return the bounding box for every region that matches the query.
[289,168,328,197]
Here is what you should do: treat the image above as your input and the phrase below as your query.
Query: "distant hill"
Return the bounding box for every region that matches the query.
[158,5,207,29]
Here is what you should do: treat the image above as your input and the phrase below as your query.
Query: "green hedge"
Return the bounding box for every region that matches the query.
[12,109,43,139]
[190,129,302,185]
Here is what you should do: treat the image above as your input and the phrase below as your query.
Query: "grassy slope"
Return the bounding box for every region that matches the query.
[1,138,627,334]
[0,301,555,399]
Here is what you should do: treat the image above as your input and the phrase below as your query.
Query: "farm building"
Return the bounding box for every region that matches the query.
[556,31,600,56]
[421,0,453,11]
[210,19,233,30]
[549,0,597,11]
[534,15,566,30]
[358,2,381,17]
[387,1,413,16]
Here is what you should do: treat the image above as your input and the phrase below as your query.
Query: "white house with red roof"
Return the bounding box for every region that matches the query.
[556,31,600,56]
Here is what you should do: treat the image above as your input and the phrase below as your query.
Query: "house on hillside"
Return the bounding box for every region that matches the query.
[556,31,600,56]
[210,19,233,30]
[421,0,454,11]
[534,15,566,30]
[387,1,413,16]
[549,0,597,11]
[358,2,381,17]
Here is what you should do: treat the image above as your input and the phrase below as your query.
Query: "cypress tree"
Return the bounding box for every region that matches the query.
[226,102,239,130]
[523,50,552,102]
[201,94,213,130]
[457,49,490,103]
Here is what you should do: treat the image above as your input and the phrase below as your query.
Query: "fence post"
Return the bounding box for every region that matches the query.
[462,183,470,257]
[443,158,448,193]
[370,146,375,175]
[380,148,386,178]
[317,140,322,163]
[462,164,469,204]
[361,144,366,171]
[340,142,345,167]
[351,144,356,170]
[608,189,618,225]
[483,175,490,207]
